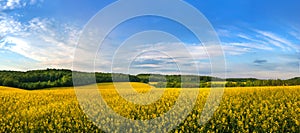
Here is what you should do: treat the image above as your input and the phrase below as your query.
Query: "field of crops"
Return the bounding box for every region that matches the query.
[0,83,299,132]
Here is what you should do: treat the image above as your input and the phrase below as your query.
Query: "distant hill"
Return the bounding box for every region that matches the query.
[0,69,299,90]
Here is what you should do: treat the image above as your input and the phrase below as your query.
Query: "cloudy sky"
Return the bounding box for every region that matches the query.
[0,0,299,79]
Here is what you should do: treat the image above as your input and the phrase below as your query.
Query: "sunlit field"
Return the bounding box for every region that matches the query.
[0,83,299,132]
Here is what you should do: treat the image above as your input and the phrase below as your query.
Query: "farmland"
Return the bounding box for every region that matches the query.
[0,83,299,132]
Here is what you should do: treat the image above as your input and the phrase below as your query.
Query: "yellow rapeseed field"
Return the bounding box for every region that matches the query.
[0,83,299,132]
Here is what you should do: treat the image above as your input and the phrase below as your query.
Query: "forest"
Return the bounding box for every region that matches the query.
[0,69,299,90]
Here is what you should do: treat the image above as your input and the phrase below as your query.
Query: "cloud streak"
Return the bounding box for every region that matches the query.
[255,30,297,50]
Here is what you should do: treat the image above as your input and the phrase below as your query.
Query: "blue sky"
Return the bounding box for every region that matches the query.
[0,0,299,79]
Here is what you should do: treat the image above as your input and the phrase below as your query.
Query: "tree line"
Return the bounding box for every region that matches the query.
[136,74,300,88]
[0,69,299,90]
[0,69,140,90]
[225,77,300,87]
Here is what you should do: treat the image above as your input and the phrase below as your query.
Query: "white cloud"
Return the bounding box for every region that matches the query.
[0,15,23,35]
[1,0,21,10]
[255,30,297,50]
[0,0,42,11]
[228,42,273,51]
[237,34,252,40]
[0,14,81,70]
[218,28,299,52]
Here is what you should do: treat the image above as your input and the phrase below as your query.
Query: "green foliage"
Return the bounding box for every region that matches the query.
[0,69,73,90]
[137,74,167,83]
[225,78,299,87]
[2,77,19,87]
[0,69,300,90]
[0,69,142,90]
